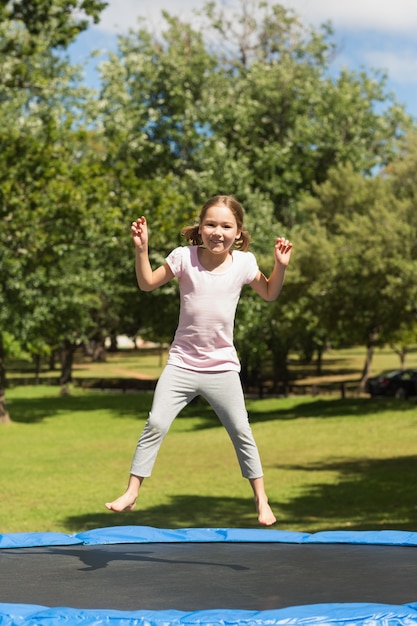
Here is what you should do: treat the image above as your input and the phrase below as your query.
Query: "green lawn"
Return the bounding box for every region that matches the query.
[2,385,417,535]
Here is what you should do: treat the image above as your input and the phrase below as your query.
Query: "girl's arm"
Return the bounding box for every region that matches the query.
[250,237,292,302]
[132,216,174,292]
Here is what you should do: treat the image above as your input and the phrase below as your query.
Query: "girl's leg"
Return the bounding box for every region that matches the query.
[105,366,197,512]
[201,371,276,526]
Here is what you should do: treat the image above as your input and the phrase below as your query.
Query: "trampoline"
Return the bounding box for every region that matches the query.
[1,526,417,625]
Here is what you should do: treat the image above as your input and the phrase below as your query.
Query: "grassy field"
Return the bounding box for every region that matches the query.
[2,375,417,535]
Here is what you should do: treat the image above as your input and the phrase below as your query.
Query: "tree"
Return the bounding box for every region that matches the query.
[294,163,417,388]
[2,0,415,415]
[93,1,413,386]
[0,0,107,50]
[192,1,411,224]
[0,0,109,418]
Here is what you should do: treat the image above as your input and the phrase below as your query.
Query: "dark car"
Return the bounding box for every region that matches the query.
[366,369,417,399]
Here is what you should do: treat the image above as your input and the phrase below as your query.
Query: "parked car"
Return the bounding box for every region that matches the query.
[365,369,417,399]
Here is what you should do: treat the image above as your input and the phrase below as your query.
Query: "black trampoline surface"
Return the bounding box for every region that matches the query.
[1,541,417,611]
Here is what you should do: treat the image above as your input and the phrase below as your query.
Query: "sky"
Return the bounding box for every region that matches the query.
[69,0,417,121]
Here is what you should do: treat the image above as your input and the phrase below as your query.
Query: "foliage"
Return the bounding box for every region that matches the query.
[1,0,417,418]
[291,163,417,381]
[188,1,411,224]
[0,0,107,50]
[0,0,111,398]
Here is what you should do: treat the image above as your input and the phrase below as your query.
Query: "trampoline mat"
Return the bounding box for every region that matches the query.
[1,541,417,611]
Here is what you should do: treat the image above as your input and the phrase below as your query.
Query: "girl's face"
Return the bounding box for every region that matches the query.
[198,204,241,254]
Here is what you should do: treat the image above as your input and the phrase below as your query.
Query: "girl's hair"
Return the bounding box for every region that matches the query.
[181,195,251,251]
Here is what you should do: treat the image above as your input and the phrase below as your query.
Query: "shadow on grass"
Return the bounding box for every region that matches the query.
[277,454,417,532]
[7,390,417,425]
[247,397,417,423]
[64,495,261,532]
[7,392,154,424]
[190,396,417,430]
[63,455,417,534]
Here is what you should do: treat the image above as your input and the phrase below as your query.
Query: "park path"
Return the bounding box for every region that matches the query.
[114,368,156,380]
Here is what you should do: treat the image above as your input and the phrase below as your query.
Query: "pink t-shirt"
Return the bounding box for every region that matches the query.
[166,246,259,372]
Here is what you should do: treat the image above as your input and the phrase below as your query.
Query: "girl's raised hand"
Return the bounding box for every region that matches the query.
[274,237,293,266]
[131,216,148,249]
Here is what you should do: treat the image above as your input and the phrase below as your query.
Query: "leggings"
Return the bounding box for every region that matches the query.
[130,364,264,480]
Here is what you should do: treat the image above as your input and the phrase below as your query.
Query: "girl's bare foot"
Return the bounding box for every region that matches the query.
[249,477,277,526]
[256,496,276,526]
[105,492,136,512]
[105,475,143,512]
[105,491,137,512]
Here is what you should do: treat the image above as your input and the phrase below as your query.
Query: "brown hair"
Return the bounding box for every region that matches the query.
[181,195,251,251]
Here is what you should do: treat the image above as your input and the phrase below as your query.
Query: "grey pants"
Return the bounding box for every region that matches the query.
[130,364,264,479]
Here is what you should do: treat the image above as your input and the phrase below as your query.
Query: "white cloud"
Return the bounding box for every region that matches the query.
[95,0,417,35]
[95,0,201,34]
[80,0,417,113]
[285,0,417,33]
[91,0,417,87]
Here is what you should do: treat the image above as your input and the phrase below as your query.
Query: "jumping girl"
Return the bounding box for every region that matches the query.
[106,195,292,525]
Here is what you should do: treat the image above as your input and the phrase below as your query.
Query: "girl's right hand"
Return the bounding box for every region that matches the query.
[131,216,148,249]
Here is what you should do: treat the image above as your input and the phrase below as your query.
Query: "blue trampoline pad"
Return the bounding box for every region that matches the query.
[1,526,417,625]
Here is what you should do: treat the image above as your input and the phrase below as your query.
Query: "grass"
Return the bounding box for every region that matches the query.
[2,383,417,535]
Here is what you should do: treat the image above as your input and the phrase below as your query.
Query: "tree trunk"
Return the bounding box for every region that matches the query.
[0,335,11,424]
[271,349,290,394]
[359,327,379,393]
[108,332,118,353]
[390,344,407,370]
[34,354,41,384]
[59,339,76,385]
[92,340,107,362]
[316,346,323,376]
[49,350,57,371]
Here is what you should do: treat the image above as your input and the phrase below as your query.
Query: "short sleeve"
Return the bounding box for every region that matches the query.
[244,251,259,284]
[166,246,185,278]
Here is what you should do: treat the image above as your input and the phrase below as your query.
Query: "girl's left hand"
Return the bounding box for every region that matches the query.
[274,237,293,266]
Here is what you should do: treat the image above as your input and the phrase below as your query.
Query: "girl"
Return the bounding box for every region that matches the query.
[106,195,292,526]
